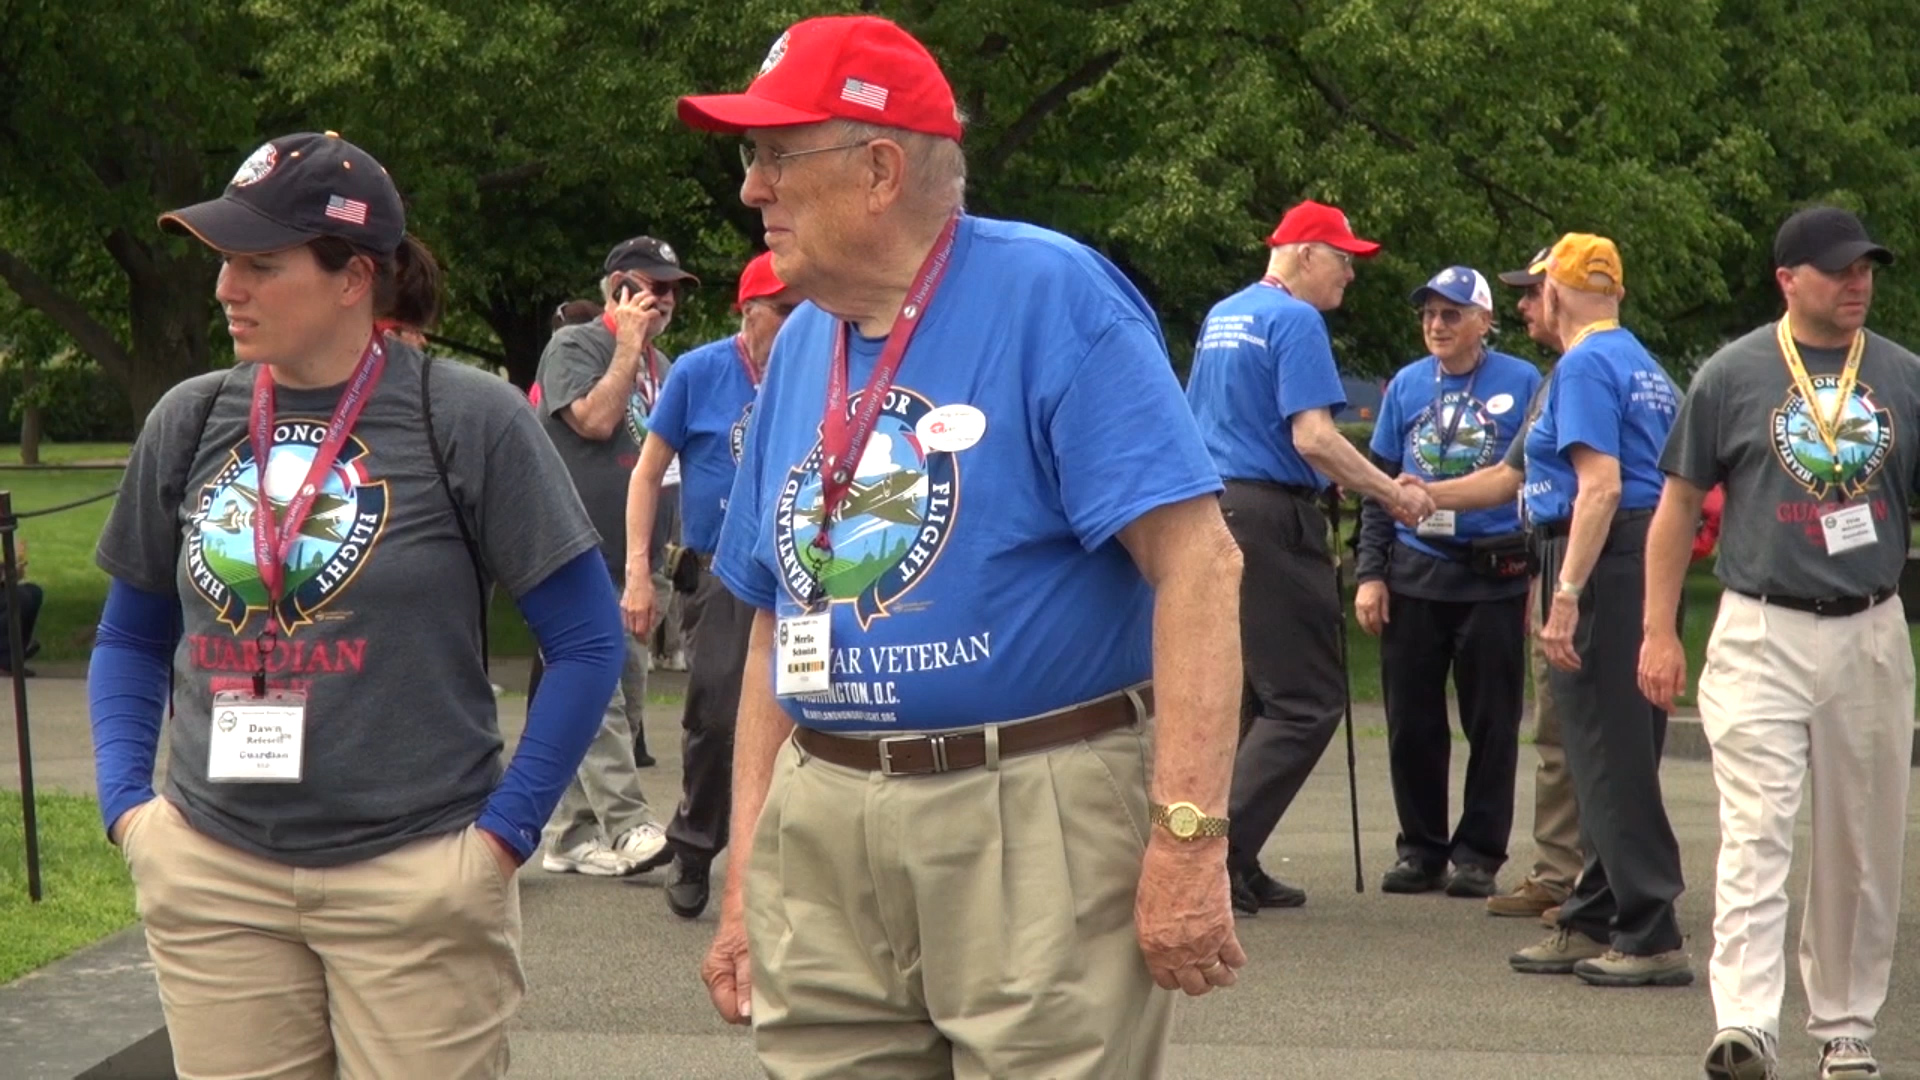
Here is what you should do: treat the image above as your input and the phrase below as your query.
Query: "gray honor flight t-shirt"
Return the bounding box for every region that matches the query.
[1661,323,1920,599]
[535,319,672,576]
[96,343,599,867]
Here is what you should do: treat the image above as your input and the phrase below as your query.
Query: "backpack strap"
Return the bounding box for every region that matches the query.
[420,355,493,670]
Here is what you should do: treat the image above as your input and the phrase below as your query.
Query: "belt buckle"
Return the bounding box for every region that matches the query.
[877,734,948,776]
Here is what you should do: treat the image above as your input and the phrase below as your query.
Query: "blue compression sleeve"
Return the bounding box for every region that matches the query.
[88,579,179,835]
[477,549,625,861]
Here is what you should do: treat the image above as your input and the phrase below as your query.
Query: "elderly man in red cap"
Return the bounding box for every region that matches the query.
[1184,202,1433,914]
[623,251,799,921]
[676,14,1245,1078]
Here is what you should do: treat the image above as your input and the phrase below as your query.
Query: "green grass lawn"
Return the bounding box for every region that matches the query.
[0,791,138,983]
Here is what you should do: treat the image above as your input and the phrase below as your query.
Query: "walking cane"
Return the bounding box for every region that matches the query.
[1326,489,1364,893]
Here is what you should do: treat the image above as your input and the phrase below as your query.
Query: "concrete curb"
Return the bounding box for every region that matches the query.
[0,928,169,1080]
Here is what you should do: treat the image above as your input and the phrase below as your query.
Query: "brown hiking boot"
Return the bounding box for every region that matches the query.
[1486,877,1563,918]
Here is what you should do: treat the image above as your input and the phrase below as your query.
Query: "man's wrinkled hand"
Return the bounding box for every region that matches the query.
[1541,593,1582,672]
[1637,628,1688,709]
[1389,481,1437,527]
[608,283,657,348]
[1136,839,1247,997]
[1355,580,1390,636]
[703,907,754,1024]
[621,576,657,639]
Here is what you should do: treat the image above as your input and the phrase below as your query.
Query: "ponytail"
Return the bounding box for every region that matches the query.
[308,233,443,334]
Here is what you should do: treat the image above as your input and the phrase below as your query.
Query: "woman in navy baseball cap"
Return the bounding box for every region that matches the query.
[91,132,625,1077]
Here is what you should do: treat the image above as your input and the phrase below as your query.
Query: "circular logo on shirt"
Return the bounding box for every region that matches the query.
[773,386,958,628]
[729,401,754,465]
[625,374,662,448]
[1770,376,1893,499]
[230,142,279,188]
[1407,392,1499,478]
[187,424,390,635]
[1486,392,1515,416]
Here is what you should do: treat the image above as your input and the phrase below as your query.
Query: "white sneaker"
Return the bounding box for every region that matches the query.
[1703,1027,1776,1080]
[1821,1038,1879,1079]
[540,840,638,877]
[613,822,670,871]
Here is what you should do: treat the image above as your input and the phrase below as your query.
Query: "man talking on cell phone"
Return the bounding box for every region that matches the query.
[531,236,695,878]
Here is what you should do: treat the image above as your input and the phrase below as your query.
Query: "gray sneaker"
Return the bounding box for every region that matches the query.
[1820,1037,1880,1079]
[1508,927,1608,974]
[1573,947,1694,987]
[1703,1026,1776,1080]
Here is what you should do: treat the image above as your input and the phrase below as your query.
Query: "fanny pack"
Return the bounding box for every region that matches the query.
[1419,531,1537,580]
[663,544,704,594]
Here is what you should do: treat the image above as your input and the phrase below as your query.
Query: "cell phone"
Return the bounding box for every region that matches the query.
[615,278,645,304]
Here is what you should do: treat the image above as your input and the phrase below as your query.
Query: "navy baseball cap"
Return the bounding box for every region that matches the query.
[1409,266,1493,311]
[603,236,700,285]
[159,132,405,255]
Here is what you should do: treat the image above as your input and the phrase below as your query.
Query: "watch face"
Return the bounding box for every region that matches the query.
[1168,804,1201,837]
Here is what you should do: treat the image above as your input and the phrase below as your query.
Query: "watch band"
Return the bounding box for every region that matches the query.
[1150,801,1230,840]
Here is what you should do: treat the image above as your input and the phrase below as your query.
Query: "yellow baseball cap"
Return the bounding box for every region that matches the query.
[1542,233,1624,296]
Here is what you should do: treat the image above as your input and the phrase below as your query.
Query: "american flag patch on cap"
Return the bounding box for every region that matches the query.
[324,195,369,225]
[840,78,889,110]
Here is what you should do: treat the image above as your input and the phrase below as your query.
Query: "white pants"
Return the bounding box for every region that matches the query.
[1697,590,1914,1041]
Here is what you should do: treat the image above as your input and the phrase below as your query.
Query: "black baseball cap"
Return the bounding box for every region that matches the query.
[159,132,405,255]
[1497,247,1553,287]
[603,236,701,285]
[1774,206,1893,272]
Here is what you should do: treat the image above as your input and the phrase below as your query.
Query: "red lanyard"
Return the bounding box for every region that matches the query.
[733,334,761,388]
[249,334,386,634]
[812,213,961,554]
[1259,274,1290,293]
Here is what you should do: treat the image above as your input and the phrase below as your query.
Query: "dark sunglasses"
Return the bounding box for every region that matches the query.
[615,276,676,300]
[1420,307,1467,327]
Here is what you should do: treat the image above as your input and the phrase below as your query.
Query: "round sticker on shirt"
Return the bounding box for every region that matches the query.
[914,404,986,453]
[1486,393,1515,416]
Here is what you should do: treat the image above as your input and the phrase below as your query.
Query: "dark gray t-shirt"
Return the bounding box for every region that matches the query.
[1661,324,1920,598]
[534,321,672,576]
[95,344,599,867]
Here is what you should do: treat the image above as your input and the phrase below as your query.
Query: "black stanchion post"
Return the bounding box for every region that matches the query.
[1,490,42,903]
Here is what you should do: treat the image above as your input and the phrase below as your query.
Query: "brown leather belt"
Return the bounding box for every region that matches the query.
[795,686,1153,777]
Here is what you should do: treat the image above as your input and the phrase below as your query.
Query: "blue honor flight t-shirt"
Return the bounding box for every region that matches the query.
[714,216,1222,733]
[1522,326,1679,525]
[1372,351,1541,556]
[646,335,757,555]
[1185,283,1347,489]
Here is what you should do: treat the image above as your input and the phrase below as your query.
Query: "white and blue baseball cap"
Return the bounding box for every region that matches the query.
[1409,266,1493,311]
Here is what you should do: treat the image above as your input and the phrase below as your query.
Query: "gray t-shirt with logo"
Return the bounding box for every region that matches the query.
[1661,323,1920,598]
[95,343,599,867]
[535,321,671,576]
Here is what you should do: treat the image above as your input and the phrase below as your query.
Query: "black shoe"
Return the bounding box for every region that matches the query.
[664,856,711,919]
[633,745,657,768]
[1243,865,1307,908]
[1445,864,1497,898]
[1380,857,1446,894]
[1228,868,1260,917]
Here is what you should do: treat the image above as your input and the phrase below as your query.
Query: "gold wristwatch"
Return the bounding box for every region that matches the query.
[1150,801,1229,841]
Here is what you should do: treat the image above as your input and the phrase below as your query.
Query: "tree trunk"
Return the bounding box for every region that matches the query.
[18,370,41,466]
[120,246,218,423]
[482,291,557,391]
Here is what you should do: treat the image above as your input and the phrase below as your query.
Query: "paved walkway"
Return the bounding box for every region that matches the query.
[4,670,1917,1078]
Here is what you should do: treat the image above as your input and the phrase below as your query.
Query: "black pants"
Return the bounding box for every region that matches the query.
[1542,521,1685,955]
[1380,592,1526,873]
[1222,482,1347,874]
[666,568,753,862]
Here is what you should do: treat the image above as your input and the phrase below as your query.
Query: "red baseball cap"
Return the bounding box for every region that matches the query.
[1266,200,1382,256]
[735,251,787,310]
[678,16,963,141]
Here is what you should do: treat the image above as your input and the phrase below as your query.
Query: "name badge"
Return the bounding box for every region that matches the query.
[1821,503,1876,556]
[207,689,307,783]
[1416,510,1457,538]
[775,613,832,697]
